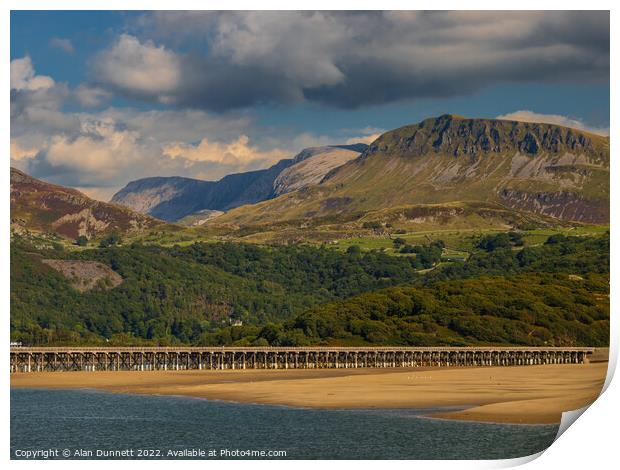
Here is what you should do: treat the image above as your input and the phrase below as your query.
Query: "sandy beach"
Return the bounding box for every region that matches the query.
[11,361,608,425]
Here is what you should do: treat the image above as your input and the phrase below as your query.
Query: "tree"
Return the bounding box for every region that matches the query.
[99,233,122,248]
[347,245,361,255]
[545,234,567,245]
[393,238,407,247]
[477,233,512,251]
[362,221,381,230]
[76,235,88,247]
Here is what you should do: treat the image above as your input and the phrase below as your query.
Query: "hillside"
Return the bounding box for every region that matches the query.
[211,115,609,237]
[10,168,163,240]
[10,239,421,345]
[10,231,609,346]
[111,144,366,222]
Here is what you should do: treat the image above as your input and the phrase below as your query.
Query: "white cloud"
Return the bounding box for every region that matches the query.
[11,57,55,91]
[163,135,288,167]
[92,34,181,99]
[11,56,73,140]
[496,110,609,136]
[10,140,39,161]
[345,133,381,145]
[11,101,333,198]
[50,37,75,54]
[342,127,384,145]
[74,85,112,107]
[45,119,143,177]
[9,56,345,199]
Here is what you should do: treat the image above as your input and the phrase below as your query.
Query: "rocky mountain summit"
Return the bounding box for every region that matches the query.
[360,114,606,160]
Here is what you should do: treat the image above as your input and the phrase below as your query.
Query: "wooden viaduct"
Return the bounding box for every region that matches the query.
[10,346,593,373]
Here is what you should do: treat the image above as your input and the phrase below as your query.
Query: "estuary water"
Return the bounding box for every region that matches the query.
[11,388,558,460]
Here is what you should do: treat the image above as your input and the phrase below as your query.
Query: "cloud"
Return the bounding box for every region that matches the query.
[163,135,288,167]
[11,56,55,91]
[44,119,143,176]
[9,55,367,199]
[10,140,39,161]
[11,57,73,138]
[11,69,335,199]
[50,37,75,54]
[96,107,254,144]
[117,11,609,111]
[496,110,609,136]
[342,126,384,145]
[12,112,260,193]
[91,34,181,100]
[74,85,112,107]
[345,133,381,145]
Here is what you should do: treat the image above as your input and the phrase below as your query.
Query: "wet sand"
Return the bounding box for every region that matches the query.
[11,362,608,425]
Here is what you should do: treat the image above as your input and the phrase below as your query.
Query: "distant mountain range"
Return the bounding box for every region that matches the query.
[11,116,609,242]
[212,115,609,232]
[111,144,367,222]
[10,167,162,240]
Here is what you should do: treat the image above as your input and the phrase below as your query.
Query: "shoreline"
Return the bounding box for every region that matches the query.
[11,362,608,425]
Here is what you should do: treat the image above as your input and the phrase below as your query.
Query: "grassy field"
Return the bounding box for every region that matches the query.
[318,225,609,260]
[519,225,609,246]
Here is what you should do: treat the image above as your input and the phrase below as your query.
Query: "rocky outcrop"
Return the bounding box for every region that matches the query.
[499,189,609,224]
[41,259,123,292]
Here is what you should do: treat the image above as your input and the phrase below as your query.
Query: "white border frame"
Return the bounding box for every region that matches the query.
[3,2,616,469]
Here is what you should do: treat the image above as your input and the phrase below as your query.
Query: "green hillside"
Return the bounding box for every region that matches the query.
[10,231,609,347]
[10,237,420,345]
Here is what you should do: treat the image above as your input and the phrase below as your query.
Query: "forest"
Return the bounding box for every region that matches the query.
[10,231,609,347]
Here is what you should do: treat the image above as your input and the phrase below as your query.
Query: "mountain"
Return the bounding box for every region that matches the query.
[10,167,163,240]
[272,145,362,196]
[111,144,367,222]
[211,115,609,234]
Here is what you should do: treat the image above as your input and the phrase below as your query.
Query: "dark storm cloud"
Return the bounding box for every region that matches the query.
[176,56,302,111]
[94,11,610,111]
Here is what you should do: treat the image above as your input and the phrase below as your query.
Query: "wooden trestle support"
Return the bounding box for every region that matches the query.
[10,347,593,373]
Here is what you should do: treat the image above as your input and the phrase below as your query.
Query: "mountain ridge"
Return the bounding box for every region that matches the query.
[211,115,609,234]
[111,144,367,222]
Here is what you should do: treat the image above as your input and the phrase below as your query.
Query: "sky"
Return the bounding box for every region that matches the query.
[10,11,610,201]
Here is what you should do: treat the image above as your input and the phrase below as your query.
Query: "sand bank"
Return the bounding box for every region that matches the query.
[11,362,607,425]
